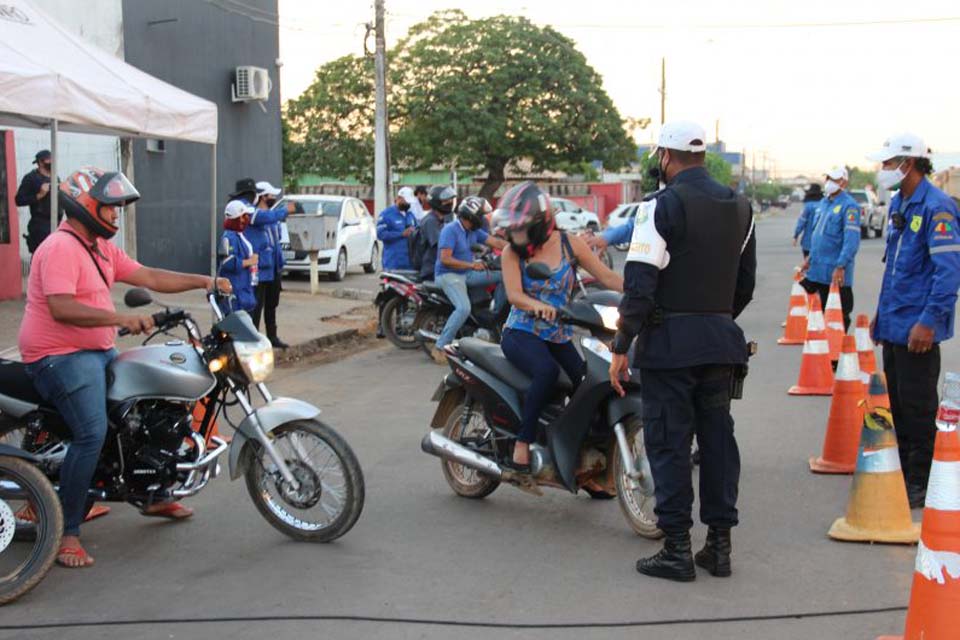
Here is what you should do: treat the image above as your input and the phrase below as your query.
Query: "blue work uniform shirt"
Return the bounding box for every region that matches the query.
[244,202,287,282]
[377,205,417,270]
[807,191,861,287]
[435,219,489,277]
[794,200,821,252]
[873,179,960,346]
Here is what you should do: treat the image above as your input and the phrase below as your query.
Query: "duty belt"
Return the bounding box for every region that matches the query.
[661,312,733,319]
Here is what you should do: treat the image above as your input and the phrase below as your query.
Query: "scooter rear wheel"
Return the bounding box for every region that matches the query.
[613,417,663,539]
[439,405,500,499]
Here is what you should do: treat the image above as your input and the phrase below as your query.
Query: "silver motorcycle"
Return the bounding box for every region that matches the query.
[0,289,364,543]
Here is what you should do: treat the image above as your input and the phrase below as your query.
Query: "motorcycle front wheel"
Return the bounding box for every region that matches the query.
[381,296,420,350]
[0,456,62,605]
[612,417,663,539]
[243,420,365,542]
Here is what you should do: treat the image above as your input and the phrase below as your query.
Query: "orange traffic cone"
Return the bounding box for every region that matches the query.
[829,373,920,544]
[778,272,808,345]
[855,314,878,384]
[877,410,960,639]
[810,336,865,474]
[789,298,834,395]
[824,282,845,361]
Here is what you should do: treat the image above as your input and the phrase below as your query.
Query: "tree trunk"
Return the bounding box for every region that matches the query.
[478,161,506,201]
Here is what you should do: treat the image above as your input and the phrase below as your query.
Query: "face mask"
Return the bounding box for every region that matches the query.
[877,163,906,190]
[41,162,51,171]
[823,179,842,196]
[398,202,411,212]
[436,201,454,215]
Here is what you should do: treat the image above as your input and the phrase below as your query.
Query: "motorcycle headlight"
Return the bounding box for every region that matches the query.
[593,304,620,331]
[233,336,275,383]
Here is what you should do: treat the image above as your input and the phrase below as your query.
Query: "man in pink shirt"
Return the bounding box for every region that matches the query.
[18,167,230,568]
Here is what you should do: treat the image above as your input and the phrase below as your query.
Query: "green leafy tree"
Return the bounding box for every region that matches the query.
[639,152,732,192]
[283,11,635,196]
[847,166,876,190]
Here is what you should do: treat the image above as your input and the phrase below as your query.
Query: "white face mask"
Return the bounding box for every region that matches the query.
[877,163,906,190]
[824,179,842,196]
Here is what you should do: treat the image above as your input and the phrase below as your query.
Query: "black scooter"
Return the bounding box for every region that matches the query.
[421,262,662,538]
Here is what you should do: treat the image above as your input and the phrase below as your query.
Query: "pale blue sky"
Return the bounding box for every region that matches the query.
[278,0,960,176]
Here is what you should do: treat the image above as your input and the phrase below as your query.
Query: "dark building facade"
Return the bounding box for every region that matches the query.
[122,0,282,273]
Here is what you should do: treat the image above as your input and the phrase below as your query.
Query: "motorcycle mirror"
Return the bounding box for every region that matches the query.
[124,288,153,308]
[525,262,553,280]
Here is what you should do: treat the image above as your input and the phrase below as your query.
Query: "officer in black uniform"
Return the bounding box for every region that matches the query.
[609,120,756,582]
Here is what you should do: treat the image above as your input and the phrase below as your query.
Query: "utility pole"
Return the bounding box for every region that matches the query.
[658,57,666,125]
[715,119,720,144]
[373,0,391,215]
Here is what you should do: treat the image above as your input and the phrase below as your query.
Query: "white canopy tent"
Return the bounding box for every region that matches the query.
[0,0,220,272]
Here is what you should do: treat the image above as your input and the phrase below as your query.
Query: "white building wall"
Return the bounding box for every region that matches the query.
[10,0,124,256]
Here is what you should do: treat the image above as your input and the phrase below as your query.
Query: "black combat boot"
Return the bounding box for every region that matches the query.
[694,527,732,577]
[636,531,696,582]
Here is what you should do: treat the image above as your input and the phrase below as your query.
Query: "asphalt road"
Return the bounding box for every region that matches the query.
[4,206,957,640]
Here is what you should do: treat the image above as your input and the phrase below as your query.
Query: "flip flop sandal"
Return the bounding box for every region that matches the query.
[56,546,94,568]
[140,502,194,520]
[84,504,111,521]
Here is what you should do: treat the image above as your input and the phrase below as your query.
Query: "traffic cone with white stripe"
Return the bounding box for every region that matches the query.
[829,373,920,544]
[877,398,960,639]
[788,298,834,395]
[824,282,845,361]
[778,271,808,345]
[809,336,865,474]
[855,314,878,384]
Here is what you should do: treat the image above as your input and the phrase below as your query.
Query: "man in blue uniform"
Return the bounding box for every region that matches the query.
[609,121,756,582]
[868,133,960,508]
[377,188,418,270]
[801,167,861,331]
[793,183,823,258]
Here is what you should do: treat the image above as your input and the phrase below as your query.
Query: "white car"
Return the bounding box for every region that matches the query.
[551,197,601,232]
[280,195,381,281]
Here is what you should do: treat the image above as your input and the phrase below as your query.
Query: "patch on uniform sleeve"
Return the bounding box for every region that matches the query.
[933,212,955,222]
[626,200,669,269]
[847,209,860,223]
[910,215,923,233]
[932,220,955,240]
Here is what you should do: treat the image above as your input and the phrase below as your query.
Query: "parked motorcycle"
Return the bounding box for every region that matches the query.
[375,270,423,350]
[0,445,61,605]
[420,262,661,538]
[0,288,364,543]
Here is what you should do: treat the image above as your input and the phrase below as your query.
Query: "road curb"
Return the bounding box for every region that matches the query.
[328,287,376,302]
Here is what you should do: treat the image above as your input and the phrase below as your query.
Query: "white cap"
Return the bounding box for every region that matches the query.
[652,120,708,153]
[867,133,929,162]
[224,199,254,219]
[825,166,848,181]
[255,181,282,197]
[397,186,415,205]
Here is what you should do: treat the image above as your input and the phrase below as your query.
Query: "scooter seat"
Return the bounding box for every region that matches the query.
[458,338,573,393]
[0,358,46,406]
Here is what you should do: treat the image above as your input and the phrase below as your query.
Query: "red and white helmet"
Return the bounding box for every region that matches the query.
[60,167,140,239]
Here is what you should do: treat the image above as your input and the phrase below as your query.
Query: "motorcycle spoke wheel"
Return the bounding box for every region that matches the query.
[614,418,663,539]
[243,420,364,542]
[382,297,419,349]
[414,308,446,356]
[0,457,62,605]
[439,405,500,499]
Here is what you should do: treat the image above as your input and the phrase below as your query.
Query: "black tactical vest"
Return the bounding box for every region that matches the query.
[654,183,752,313]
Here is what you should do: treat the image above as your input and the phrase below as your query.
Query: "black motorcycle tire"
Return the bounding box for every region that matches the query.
[439,405,500,499]
[0,456,62,605]
[381,296,420,350]
[612,417,664,539]
[242,419,365,543]
[414,307,447,356]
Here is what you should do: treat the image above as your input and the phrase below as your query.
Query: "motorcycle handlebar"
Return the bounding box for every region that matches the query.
[118,309,186,337]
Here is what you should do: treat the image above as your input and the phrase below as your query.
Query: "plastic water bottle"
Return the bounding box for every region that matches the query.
[935,372,960,432]
[250,262,259,287]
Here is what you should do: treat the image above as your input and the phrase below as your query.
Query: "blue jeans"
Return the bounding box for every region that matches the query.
[435,270,504,348]
[26,349,117,536]
[500,329,584,443]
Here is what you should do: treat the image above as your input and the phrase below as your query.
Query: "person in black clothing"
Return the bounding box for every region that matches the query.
[16,150,59,253]
[416,185,456,281]
[609,121,756,582]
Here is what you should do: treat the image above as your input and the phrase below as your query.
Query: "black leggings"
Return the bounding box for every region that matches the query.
[500,329,584,443]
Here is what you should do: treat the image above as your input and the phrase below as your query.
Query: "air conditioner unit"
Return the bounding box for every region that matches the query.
[232,66,271,102]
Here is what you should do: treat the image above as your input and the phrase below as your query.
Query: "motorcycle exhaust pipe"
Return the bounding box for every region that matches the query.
[416,329,440,343]
[420,430,502,479]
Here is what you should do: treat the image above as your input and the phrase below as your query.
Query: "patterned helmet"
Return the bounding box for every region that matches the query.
[60,167,139,239]
[456,196,492,229]
[494,181,554,257]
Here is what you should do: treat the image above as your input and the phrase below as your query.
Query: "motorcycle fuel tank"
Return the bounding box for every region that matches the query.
[107,343,215,402]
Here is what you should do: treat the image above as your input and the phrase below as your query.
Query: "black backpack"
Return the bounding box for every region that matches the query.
[408,226,426,271]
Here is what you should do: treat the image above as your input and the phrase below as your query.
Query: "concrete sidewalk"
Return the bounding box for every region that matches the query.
[0,285,376,362]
